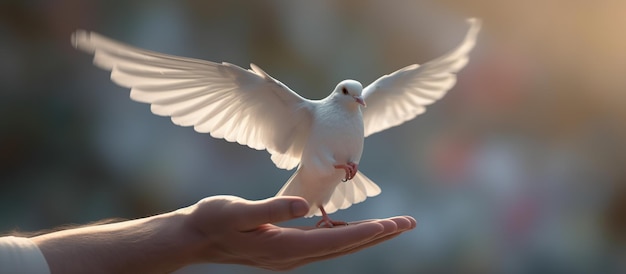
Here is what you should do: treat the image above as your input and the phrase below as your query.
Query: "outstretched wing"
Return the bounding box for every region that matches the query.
[72,30,314,170]
[362,18,481,137]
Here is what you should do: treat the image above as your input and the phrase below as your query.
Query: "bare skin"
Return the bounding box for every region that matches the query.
[32,195,416,273]
[315,206,349,228]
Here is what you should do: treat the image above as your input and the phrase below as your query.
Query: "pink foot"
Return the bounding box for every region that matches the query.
[347,162,358,178]
[315,206,347,228]
[334,162,358,182]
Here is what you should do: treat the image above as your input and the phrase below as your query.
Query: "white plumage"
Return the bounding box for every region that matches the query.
[72,18,481,225]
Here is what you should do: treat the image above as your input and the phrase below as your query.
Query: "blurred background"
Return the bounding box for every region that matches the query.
[1,0,625,273]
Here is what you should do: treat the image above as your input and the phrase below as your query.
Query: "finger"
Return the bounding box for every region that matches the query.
[260,217,415,268]
[300,217,415,259]
[278,221,385,258]
[230,196,310,231]
[386,216,417,231]
[335,216,417,253]
[404,216,417,229]
[291,215,416,231]
[348,215,416,228]
[283,226,410,268]
[328,218,402,252]
[284,216,417,255]
[295,230,407,267]
[292,217,416,266]
[338,229,406,254]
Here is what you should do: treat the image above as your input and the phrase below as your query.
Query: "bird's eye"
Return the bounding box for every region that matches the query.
[341,87,349,95]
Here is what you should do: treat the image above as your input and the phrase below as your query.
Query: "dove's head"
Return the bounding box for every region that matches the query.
[332,80,366,108]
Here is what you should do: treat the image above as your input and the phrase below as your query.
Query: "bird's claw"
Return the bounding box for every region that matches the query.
[334,162,358,182]
[316,218,349,228]
[316,206,348,228]
[347,162,357,179]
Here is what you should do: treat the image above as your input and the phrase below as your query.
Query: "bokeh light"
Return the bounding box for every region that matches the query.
[1,1,625,273]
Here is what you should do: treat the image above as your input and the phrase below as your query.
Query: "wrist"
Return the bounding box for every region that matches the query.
[174,202,219,266]
[142,209,207,272]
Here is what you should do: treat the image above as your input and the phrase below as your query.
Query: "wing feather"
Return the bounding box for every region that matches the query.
[72,30,314,170]
[362,18,481,137]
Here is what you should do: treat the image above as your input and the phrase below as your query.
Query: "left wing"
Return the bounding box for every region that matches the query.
[362,18,481,137]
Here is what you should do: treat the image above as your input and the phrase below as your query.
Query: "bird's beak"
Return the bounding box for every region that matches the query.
[353,96,366,107]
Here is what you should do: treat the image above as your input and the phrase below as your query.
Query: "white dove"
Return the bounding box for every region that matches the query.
[71,18,481,227]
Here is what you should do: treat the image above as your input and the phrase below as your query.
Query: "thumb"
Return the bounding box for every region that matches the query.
[232,196,309,231]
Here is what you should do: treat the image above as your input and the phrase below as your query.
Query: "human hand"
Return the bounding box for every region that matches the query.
[182,195,416,271]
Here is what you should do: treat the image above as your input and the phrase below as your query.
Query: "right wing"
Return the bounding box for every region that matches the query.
[72,30,314,170]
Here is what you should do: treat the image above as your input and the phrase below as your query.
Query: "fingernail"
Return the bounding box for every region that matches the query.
[290,201,309,217]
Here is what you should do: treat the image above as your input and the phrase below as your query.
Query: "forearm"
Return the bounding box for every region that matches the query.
[32,209,204,274]
[21,195,416,272]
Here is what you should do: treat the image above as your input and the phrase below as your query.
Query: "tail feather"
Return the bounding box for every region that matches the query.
[276,169,381,217]
[276,168,300,197]
[276,167,318,216]
[312,171,381,217]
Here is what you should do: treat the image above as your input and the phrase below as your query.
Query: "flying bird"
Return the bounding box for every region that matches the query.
[71,18,481,227]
